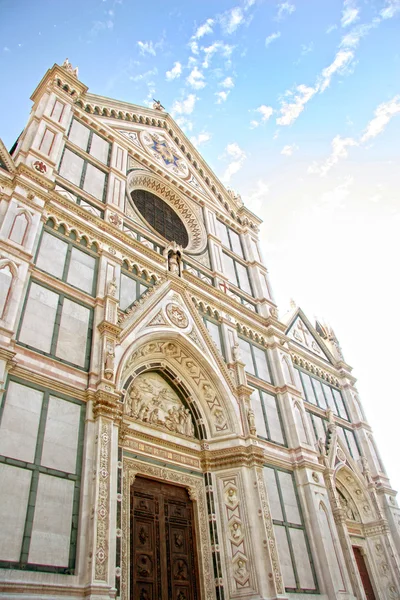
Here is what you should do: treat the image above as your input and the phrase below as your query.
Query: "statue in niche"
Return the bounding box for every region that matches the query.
[165,242,183,276]
[247,407,256,435]
[232,343,241,362]
[168,249,182,276]
[361,456,373,485]
[104,346,115,379]
[231,522,242,541]
[234,559,248,580]
[107,277,117,297]
[125,372,195,438]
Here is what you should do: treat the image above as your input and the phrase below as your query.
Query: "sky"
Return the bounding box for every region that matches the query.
[1,0,400,493]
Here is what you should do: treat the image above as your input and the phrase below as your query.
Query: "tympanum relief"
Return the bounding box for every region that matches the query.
[125,372,195,438]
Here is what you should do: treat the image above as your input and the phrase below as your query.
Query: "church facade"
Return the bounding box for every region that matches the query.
[0,60,399,600]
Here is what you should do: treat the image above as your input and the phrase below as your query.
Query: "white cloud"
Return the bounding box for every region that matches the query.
[276,18,378,127]
[215,90,230,103]
[175,117,193,132]
[265,31,281,47]
[166,62,182,81]
[3,46,10,52]
[380,0,400,19]
[341,0,359,27]
[340,22,375,49]
[318,49,354,92]
[361,96,400,142]
[308,95,400,176]
[187,66,206,89]
[326,24,338,34]
[193,18,214,39]
[130,67,158,82]
[250,107,272,127]
[190,132,212,147]
[221,76,234,89]
[301,41,314,55]
[171,94,198,116]
[220,7,245,34]
[276,2,295,20]
[257,105,274,122]
[189,40,199,55]
[281,144,298,156]
[221,142,247,182]
[137,40,156,56]
[308,135,357,176]
[202,41,234,69]
[245,179,270,212]
[277,84,316,125]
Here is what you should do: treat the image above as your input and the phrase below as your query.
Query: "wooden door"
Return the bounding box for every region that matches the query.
[353,546,376,600]
[131,476,200,600]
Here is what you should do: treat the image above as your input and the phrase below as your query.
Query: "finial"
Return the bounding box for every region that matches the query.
[62,58,79,78]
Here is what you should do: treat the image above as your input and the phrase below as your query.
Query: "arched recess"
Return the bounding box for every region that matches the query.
[117,331,241,440]
[281,353,295,385]
[8,209,32,246]
[333,464,376,526]
[0,258,18,319]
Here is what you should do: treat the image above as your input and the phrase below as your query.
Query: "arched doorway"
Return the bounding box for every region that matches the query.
[131,476,200,600]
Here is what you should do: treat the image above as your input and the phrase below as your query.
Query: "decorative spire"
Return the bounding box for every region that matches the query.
[315,318,344,361]
[227,187,243,207]
[62,58,79,78]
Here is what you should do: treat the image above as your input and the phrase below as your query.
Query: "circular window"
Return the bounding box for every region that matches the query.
[131,189,189,248]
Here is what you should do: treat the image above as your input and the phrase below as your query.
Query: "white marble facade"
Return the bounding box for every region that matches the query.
[0,60,399,600]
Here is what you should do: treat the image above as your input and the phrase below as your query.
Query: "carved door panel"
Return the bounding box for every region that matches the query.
[131,477,200,600]
[353,546,376,600]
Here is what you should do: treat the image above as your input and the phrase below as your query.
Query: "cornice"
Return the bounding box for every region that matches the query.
[201,443,266,471]
[17,163,55,190]
[10,362,87,402]
[30,63,88,104]
[290,351,341,386]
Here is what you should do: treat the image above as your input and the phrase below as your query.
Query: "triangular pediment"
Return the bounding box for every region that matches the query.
[286,309,333,363]
[118,280,236,396]
[77,92,256,222]
[0,138,16,173]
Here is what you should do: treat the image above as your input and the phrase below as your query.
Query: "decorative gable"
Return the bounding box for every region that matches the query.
[287,314,331,361]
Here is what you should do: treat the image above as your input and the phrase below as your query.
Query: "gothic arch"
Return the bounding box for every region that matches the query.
[8,209,32,246]
[334,464,376,524]
[0,257,18,319]
[117,331,241,439]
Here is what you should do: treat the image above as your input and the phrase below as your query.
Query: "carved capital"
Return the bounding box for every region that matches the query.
[98,320,122,337]
[93,389,123,420]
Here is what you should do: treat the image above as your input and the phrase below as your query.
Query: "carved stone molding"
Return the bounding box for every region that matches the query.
[121,458,214,600]
[255,467,284,594]
[94,420,112,581]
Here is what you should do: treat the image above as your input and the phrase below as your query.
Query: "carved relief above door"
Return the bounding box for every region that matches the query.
[131,476,200,600]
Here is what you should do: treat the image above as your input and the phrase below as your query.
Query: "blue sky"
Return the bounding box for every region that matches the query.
[1,0,400,490]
